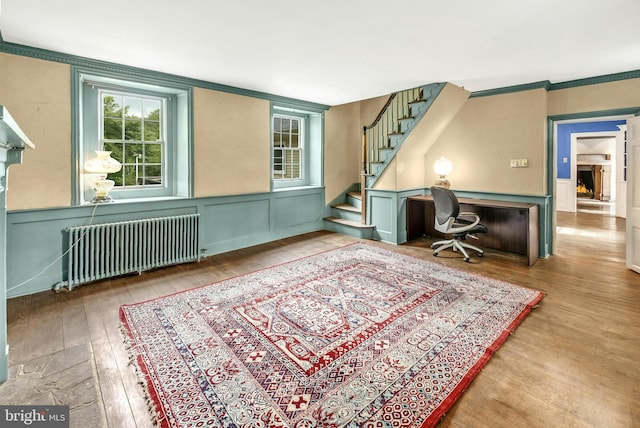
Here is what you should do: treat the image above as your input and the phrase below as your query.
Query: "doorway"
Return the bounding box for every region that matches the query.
[548,113,633,255]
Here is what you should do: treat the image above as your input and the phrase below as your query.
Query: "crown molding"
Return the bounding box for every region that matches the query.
[469,81,551,98]
[470,69,640,98]
[0,39,330,111]
[548,69,640,90]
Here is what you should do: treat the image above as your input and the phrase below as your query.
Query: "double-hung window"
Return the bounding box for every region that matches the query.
[271,103,323,189]
[74,68,191,203]
[101,91,164,187]
[273,114,303,181]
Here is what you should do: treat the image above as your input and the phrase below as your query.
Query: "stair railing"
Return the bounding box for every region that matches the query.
[360,86,424,224]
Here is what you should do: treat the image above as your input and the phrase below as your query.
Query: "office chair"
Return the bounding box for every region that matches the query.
[429,186,488,262]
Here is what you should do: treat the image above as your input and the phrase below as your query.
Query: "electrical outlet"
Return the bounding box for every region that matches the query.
[510,159,528,168]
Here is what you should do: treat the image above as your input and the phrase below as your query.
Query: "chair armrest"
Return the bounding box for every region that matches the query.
[451,213,481,233]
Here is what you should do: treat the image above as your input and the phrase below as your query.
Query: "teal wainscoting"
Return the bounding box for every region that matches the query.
[6,187,325,298]
[367,189,425,243]
[367,187,552,258]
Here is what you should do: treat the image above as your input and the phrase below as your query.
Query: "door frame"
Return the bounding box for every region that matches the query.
[547,108,640,254]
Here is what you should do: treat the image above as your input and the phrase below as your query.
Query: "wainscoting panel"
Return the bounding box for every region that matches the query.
[273,192,324,229]
[6,187,325,298]
[369,192,395,242]
[204,198,271,247]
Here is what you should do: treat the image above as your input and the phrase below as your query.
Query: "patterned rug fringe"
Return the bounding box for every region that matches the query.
[120,323,166,427]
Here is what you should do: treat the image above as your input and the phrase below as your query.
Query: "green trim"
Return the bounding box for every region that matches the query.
[71,66,195,204]
[469,81,550,98]
[367,187,551,258]
[470,69,640,98]
[549,69,640,91]
[0,39,329,112]
[546,107,640,253]
[547,107,640,197]
[6,187,325,298]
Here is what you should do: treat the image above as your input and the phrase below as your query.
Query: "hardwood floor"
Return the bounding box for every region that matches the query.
[2,211,639,427]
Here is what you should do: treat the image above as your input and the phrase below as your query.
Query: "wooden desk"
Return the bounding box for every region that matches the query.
[407,195,539,267]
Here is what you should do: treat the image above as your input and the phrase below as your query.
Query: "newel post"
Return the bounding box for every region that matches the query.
[361,126,367,225]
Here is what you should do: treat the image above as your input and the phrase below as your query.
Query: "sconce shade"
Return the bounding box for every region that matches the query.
[433,157,452,176]
[434,157,452,189]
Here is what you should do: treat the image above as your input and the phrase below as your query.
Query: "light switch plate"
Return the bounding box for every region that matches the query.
[510,159,528,168]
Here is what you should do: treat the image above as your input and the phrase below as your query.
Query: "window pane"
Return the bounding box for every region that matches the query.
[291,133,298,148]
[273,117,281,132]
[144,165,162,185]
[103,118,122,140]
[273,133,281,147]
[144,99,161,120]
[124,97,142,119]
[103,95,122,119]
[291,119,299,132]
[107,169,123,186]
[103,142,123,162]
[123,164,138,186]
[144,120,160,141]
[125,143,144,163]
[282,118,290,132]
[289,150,301,179]
[282,134,290,148]
[125,118,142,140]
[145,144,162,163]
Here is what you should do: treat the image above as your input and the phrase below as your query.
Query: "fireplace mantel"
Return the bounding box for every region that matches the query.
[0,105,34,383]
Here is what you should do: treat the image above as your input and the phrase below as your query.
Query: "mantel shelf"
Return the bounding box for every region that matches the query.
[0,106,35,150]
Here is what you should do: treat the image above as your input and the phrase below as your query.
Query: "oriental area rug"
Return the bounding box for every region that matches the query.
[120,242,544,427]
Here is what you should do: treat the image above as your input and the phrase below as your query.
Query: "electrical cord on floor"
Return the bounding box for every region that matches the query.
[6,203,99,294]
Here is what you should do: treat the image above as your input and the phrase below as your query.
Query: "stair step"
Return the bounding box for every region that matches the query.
[324,217,374,229]
[347,191,362,200]
[332,203,360,213]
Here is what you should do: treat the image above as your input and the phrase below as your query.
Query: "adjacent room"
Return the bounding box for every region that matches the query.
[0,1,639,427]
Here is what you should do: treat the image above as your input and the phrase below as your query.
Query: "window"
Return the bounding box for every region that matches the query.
[271,103,323,189]
[74,68,192,203]
[101,92,164,187]
[273,115,302,180]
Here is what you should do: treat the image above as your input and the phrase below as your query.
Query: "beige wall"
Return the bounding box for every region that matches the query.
[322,94,388,205]
[425,88,548,195]
[324,102,361,203]
[0,53,274,210]
[548,78,640,116]
[193,88,270,197]
[3,49,640,211]
[376,83,470,191]
[0,53,71,210]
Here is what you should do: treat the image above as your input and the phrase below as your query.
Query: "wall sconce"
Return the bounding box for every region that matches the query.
[84,151,122,203]
[434,156,452,188]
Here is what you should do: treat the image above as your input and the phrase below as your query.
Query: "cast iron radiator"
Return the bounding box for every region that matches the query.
[61,213,200,290]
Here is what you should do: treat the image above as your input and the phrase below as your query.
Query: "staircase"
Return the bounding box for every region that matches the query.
[364,82,445,188]
[323,82,446,239]
[323,190,374,239]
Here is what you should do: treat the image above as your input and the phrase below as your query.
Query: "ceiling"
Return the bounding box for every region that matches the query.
[1,0,640,106]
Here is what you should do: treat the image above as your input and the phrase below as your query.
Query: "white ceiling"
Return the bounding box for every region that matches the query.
[1,0,640,106]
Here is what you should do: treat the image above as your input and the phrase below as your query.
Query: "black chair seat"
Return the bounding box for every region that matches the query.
[430,186,488,261]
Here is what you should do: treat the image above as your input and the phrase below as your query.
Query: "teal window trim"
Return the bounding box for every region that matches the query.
[271,101,324,190]
[72,66,193,204]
